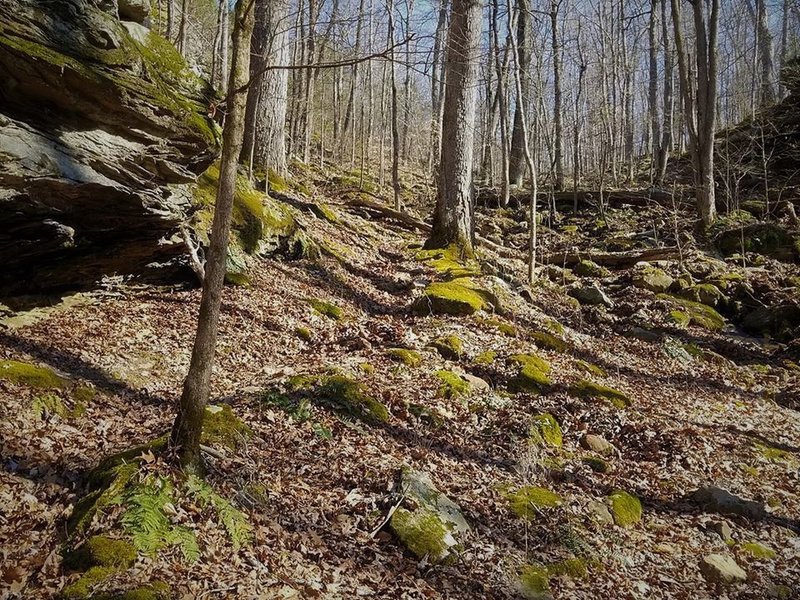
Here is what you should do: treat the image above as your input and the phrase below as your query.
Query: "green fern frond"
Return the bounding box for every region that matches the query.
[186,476,253,550]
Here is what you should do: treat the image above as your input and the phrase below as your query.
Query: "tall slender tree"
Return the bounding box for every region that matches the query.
[170,0,256,475]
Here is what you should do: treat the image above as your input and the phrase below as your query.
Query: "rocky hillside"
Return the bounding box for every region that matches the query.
[0,0,218,297]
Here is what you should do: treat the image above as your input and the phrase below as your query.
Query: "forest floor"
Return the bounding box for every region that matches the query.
[1,171,799,600]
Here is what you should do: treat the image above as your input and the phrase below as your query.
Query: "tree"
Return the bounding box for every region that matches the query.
[671,0,719,227]
[426,0,483,255]
[508,0,531,187]
[169,0,256,475]
[550,0,564,191]
[242,0,291,178]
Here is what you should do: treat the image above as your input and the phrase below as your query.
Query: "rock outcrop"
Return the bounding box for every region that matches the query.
[0,0,219,297]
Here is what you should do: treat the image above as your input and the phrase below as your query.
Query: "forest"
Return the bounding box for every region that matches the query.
[0,0,799,598]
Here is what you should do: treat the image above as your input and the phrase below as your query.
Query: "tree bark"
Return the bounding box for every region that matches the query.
[426,0,482,256]
[242,0,291,177]
[169,0,255,475]
[508,0,530,186]
[550,0,564,191]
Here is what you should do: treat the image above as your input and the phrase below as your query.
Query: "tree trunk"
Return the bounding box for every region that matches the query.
[169,0,255,475]
[241,0,291,177]
[655,0,674,185]
[426,0,482,256]
[387,0,402,209]
[647,0,660,184]
[756,0,776,106]
[508,0,530,186]
[429,0,449,177]
[551,0,564,191]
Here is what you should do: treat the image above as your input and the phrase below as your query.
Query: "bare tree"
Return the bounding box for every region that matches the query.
[170,0,256,475]
[426,0,482,255]
[508,0,531,187]
[551,0,565,191]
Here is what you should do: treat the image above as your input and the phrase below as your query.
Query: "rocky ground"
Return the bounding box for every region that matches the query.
[0,171,798,600]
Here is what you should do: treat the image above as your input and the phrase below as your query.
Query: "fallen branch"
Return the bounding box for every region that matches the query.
[180,223,205,284]
[476,188,677,209]
[345,192,432,233]
[539,246,681,268]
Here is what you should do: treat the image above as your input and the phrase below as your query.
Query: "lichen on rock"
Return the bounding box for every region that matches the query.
[413,280,493,316]
[529,414,563,448]
[570,380,632,408]
[386,348,422,367]
[429,335,464,360]
[607,490,642,527]
[507,354,552,393]
[435,370,470,399]
[506,486,563,519]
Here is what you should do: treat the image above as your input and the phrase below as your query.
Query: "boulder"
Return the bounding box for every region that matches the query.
[118,0,150,23]
[699,554,747,585]
[574,259,611,278]
[689,486,767,520]
[740,303,800,342]
[389,469,469,564]
[715,223,799,263]
[680,283,726,308]
[569,284,614,308]
[0,0,219,296]
[632,264,674,293]
[581,434,615,456]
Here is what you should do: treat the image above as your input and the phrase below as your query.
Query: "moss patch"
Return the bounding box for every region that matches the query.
[32,393,86,420]
[288,374,390,424]
[668,310,691,328]
[658,294,725,331]
[608,490,642,527]
[386,348,422,367]
[389,507,452,563]
[202,405,251,449]
[429,335,464,360]
[519,564,551,599]
[508,354,552,393]
[295,326,313,341]
[575,260,611,277]
[307,298,344,321]
[0,360,67,388]
[413,280,490,316]
[480,316,517,337]
[64,536,137,571]
[570,380,632,408]
[548,557,588,579]
[61,565,118,599]
[739,541,776,560]
[474,350,497,365]
[531,331,569,353]
[529,414,563,448]
[507,486,563,519]
[575,360,607,378]
[435,370,470,399]
[415,245,482,279]
[583,457,610,473]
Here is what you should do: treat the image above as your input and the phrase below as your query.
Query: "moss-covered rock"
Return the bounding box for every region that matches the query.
[632,265,674,293]
[583,457,610,473]
[529,414,563,448]
[668,310,691,328]
[415,245,482,279]
[575,360,607,378]
[480,316,517,337]
[61,565,118,599]
[658,294,726,331]
[0,359,68,389]
[531,331,569,353]
[506,486,563,519]
[413,280,493,316]
[202,405,251,450]
[608,490,642,527]
[680,283,726,307]
[507,354,552,393]
[389,469,469,564]
[570,380,632,408]
[739,541,776,560]
[519,564,552,600]
[575,260,611,278]
[715,222,799,262]
[547,558,588,579]
[288,374,390,424]
[429,335,464,360]
[307,298,344,321]
[64,536,137,571]
[295,326,313,341]
[435,370,470,399]
[386,348,422,367]
[474,350,497,365]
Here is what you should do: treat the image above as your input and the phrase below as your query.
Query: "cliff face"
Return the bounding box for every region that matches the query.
[0,0,220,297]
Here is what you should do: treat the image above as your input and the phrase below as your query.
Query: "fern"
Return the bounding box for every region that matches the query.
[120,476,199,561]
[186,476,253,550]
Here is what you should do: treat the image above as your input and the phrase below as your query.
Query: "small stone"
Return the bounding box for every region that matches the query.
[708,520,733,542]
[460,373,490,392]
[581,434,615,456]
[569,284,614,307]
[632,265,674,293]
[699,554,747,585]
[587,500,614,525]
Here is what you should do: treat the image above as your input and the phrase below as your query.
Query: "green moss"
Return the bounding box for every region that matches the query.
[311,202,339,223]
[575,260,611,277]
[480,317,517,337]
[570,380,632,408]
[68,462,139,534]
[295,326,313,341]
[575,360,607,378]
[295,374,390,424]
[61,565,117,599]
[508,354,552,393]
[359,362,375,374]
[519,564,551,599]
[529,413,563,448]
[429,335,464,360]
[32,393,86,420]
[753,442,794,462]
[608,490,642,527]
[583,457,610,473]
[658,294,726,331]
[740,541,776,560]
[387,348,422,367]
[413,280,490,316]
[202,405,251,449]
[531,331,569,353]
[668,310,691,327]
[548,558,588,579]
[435,370,470,399]
[389,507,451,562]
[0,360,67,388]
[415,245,481,279]
[64,536,137,572]
[507,486,563,519]
[474,350,497,365]
[408,403,445,427]
[72,385,97,404]
[307,298,344,321]
[543,319,565,335]
[224,271,251,287]
[267,169,289,194]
